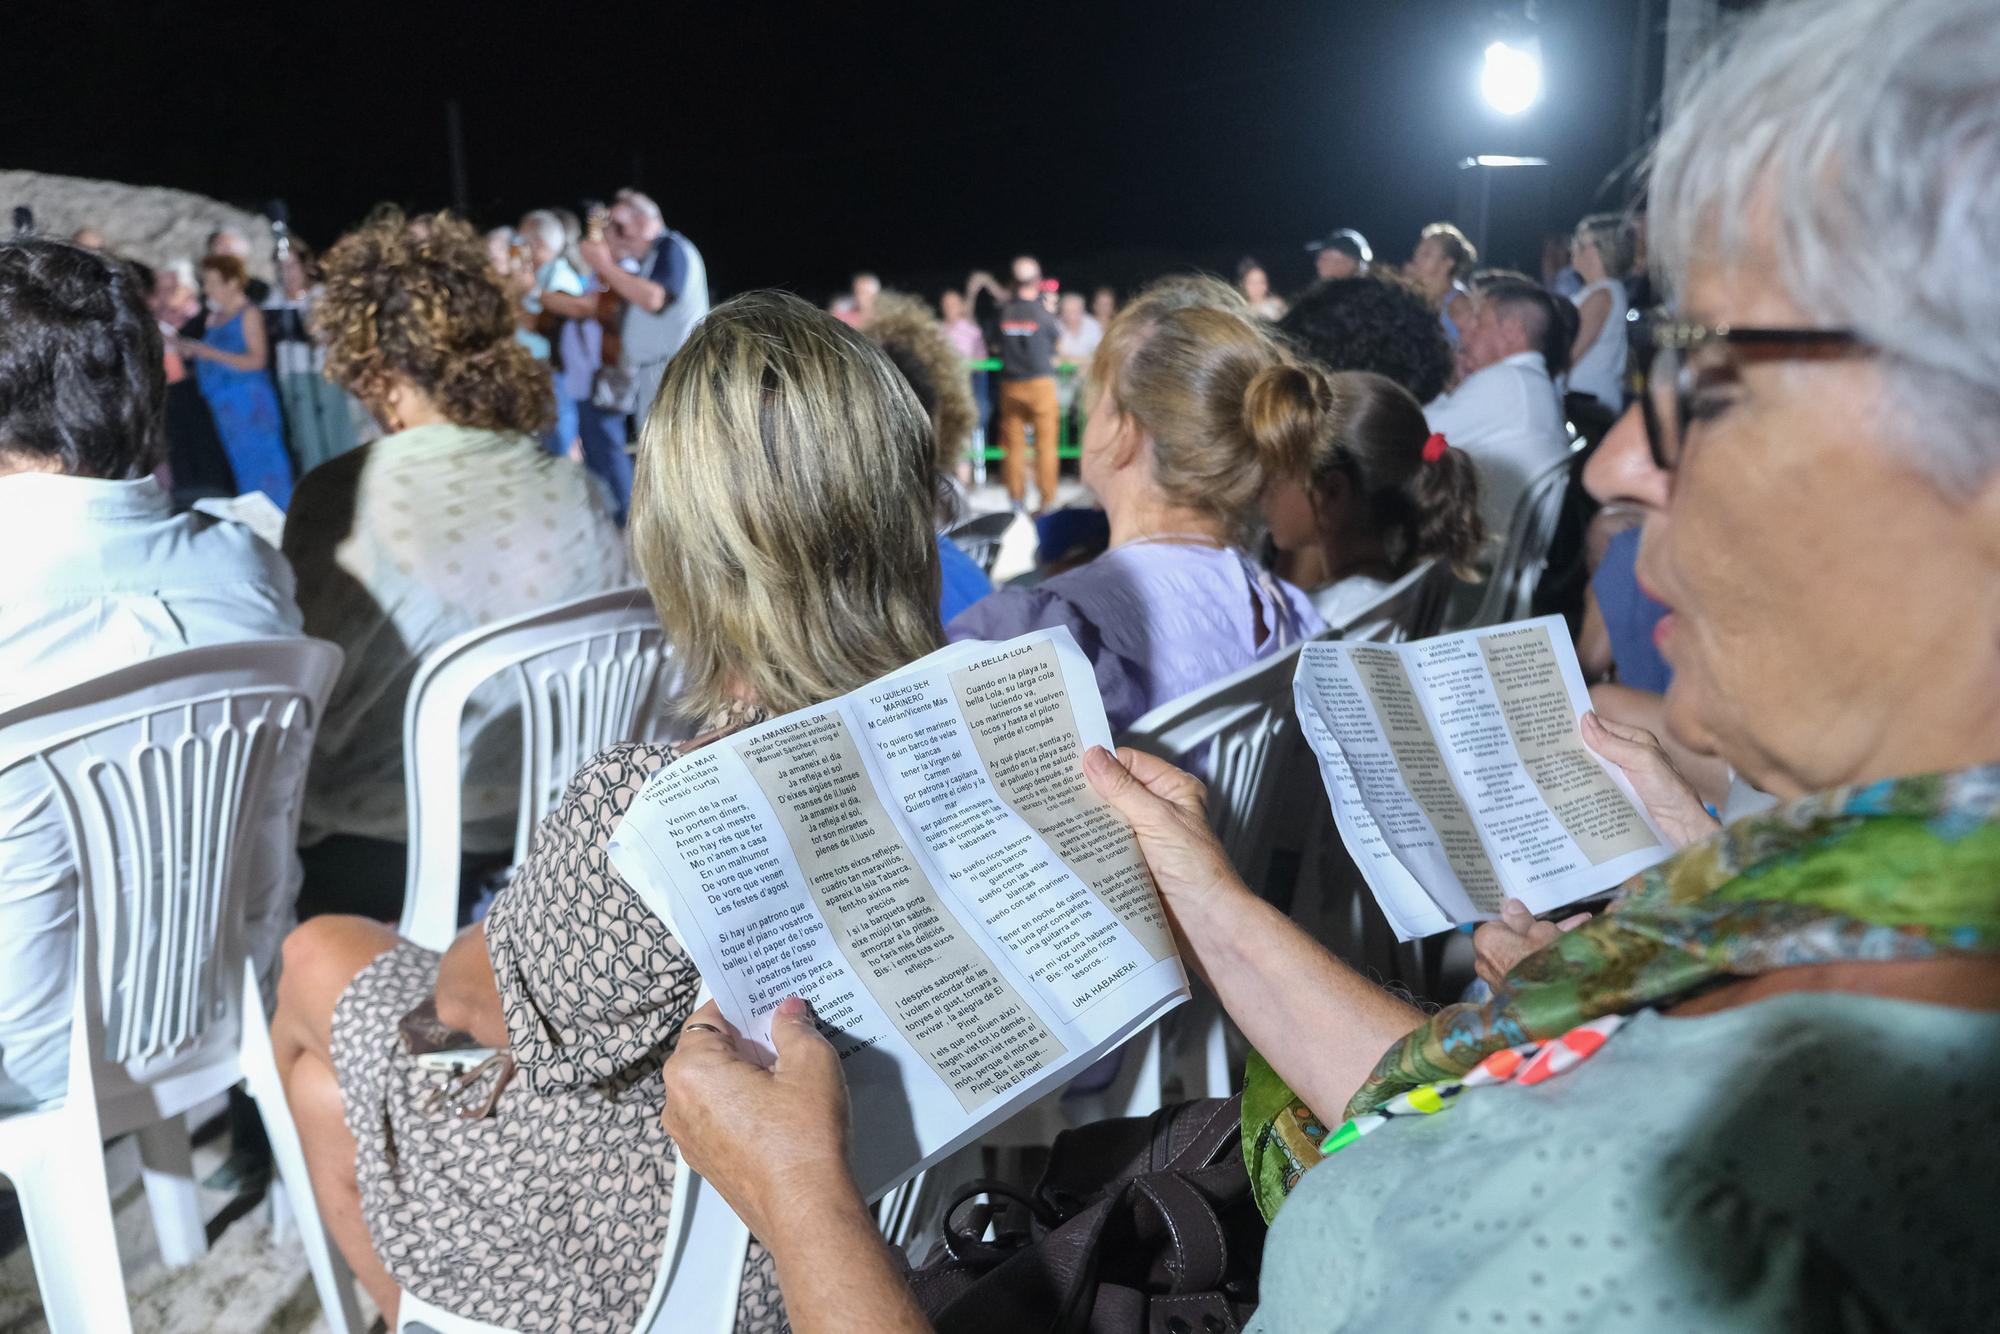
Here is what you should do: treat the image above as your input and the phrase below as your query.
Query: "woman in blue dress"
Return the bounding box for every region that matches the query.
[179,254,295,507]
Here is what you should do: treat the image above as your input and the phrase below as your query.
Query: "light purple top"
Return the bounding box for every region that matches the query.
[946,542,1324,733]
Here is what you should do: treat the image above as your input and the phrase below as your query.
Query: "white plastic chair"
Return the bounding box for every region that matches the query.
[0,639,349,1334]
[398,1164,751,1334]
[943,510,1017,578]
[1118,637,1325,1105]
[398,588,677,951]
[873,1169,930,1251]
[1314,557,1453,644]
[1467,453,1577,628]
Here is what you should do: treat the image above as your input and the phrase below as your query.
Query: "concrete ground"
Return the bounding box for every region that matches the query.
[0,1096,381,1333]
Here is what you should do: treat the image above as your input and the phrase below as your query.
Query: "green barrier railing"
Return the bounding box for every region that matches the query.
[965,360,1084,462]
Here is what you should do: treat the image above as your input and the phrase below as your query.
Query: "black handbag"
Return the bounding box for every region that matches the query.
[906,1096,1265,1334]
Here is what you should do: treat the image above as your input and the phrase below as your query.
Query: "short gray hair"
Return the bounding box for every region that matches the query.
[614,188,663,225]
[1649,0,2000,485]
[519,210,565,252]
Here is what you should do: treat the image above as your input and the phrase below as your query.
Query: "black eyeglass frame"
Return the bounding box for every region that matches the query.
[1634,318,1863,471]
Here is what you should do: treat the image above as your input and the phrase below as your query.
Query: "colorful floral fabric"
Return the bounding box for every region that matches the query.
[1246,766,2000,1219]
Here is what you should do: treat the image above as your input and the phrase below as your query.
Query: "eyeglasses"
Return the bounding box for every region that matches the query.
[1634,316,1864,471]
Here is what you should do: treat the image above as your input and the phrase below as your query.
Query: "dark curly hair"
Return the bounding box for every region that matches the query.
[862,291,976,478]
[0,239,164,478]
[1277,272,1454,405]
[313,209,552,436]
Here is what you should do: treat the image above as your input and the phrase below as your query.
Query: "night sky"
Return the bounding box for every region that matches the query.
[7,0,1660,303]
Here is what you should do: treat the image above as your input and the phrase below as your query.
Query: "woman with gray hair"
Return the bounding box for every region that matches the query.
[518,207,591,453]
[1566,211,1635,410]
[653,0,2000,1327]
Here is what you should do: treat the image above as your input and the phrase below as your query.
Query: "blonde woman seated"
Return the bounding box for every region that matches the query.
[1260,370,1486,625]
[947,277,1323,731]
[269,292,945,1332]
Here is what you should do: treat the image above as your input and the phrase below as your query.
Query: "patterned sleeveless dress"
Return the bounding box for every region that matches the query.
[329,717,786,1332]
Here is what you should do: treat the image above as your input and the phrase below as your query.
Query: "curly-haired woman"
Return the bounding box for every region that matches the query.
[1276,272,1454,406]
[860,290,995,618]
[282,210,631,921]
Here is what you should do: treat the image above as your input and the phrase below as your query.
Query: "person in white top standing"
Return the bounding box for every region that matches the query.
[1567,212,1635,412]
[1054,289,1103,366]
[1054,290,1103,447]
[0,238,306,1114]
[1421,277,1573,535]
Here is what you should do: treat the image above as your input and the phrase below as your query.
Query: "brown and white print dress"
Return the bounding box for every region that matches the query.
[329,720,786,1333]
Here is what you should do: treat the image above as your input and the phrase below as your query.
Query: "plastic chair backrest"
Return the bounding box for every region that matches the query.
[1317,558,1453,645]
[399,588,675,950]
[633,979,749,1333]
[0,640,340,1105]
[944,511,1016,577]
[1469,453,1575,628]
[1119,637,1319,889]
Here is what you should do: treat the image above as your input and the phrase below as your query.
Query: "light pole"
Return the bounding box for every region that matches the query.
[1460,5,1550,271]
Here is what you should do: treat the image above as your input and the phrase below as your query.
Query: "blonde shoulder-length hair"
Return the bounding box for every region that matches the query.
[630,291,943,721]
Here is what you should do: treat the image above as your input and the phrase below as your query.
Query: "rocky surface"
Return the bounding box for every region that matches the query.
[0,169,277,281]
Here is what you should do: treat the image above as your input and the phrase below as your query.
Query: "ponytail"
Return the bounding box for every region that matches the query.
[1094,276,1314,546]
[1407,440,1486,576]
[1305,371,1488,577]
[1241,360,1331,487]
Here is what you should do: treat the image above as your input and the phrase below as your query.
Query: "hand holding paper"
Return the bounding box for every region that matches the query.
[1295,616,1674,940]
[1578,712,1721,848]
[610,628,1189,1200]
[659,997,860,1244]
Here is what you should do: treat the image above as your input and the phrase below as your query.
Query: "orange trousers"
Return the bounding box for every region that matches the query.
[996,375,1061,504]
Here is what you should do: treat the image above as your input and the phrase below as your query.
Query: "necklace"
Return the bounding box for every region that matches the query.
[1117,530,1231,551]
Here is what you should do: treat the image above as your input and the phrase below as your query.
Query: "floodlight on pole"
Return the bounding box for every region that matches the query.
[1481,37,1543,116]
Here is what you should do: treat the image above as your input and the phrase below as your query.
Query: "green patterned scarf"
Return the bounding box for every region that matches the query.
[1245,767,2000,1221]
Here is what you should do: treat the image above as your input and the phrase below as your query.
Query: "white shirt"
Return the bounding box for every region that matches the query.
[1569,277,1630,412]
[1056,315,1103,364]
[1423,351,1572,537]
[283,424,632,851]
[0,474,305,1112]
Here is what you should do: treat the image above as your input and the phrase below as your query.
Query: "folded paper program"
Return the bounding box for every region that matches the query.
[609,627,1189,1200]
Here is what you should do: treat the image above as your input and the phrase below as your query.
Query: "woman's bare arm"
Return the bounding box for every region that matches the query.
[1083,748,1423,1118]
[1589,683,1732,808]
[662,1000,932,1334]
[188,304,271,372]
[1570,288,1611,367]
[433,921,509,1048]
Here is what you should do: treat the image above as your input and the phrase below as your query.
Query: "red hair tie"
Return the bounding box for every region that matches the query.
[1422,432,1449,464]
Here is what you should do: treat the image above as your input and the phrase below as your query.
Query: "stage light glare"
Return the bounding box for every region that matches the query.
[1481,39,1542,115]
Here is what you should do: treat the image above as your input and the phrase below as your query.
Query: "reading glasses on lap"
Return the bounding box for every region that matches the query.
[1634,315,1865,472]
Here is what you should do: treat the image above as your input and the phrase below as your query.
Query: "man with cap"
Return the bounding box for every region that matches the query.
[1305,227,1371,281]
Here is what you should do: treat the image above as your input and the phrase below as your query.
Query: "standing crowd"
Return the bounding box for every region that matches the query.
[4,0,1997,1329]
